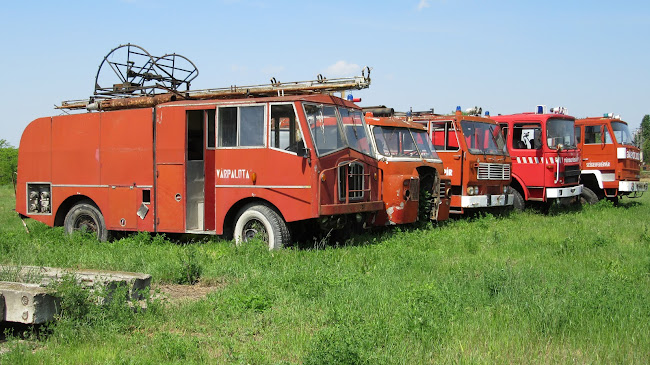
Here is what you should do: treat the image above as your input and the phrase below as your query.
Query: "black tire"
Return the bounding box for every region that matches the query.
[64,200,108,241]
[580,186,599,205]
[234,203,290,250]
[509,187,525,212]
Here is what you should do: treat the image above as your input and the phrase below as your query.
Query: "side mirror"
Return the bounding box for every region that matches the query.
[297,146,310,158]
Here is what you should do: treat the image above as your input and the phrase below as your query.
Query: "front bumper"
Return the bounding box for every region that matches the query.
[619,180,648,192]
[546,185,582,199]
[460,194,514,208]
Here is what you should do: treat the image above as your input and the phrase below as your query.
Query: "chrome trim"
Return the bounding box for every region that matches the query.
[215,185,311,189]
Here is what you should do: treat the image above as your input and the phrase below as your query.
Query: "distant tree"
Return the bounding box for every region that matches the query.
[642,115,650,164]
[0,139,18,185]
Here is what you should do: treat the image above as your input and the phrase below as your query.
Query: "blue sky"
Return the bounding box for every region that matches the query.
[1,0,649,146]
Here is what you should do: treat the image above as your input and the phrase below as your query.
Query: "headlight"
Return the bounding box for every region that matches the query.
[474,187,480,195]
[467,186,473,195]
[503,186,508,194]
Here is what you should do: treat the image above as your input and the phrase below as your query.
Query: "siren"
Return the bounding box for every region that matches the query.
[465,106,482,116]
[550,106,567,115]
[485,111,490,117]
[536,105,546,114]
[346,94,361,103]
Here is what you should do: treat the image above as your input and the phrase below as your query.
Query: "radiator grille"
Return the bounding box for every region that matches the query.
[338,162,365,201]
[563,164,580,184]
[477,163,510,180]
[410,178,420,201]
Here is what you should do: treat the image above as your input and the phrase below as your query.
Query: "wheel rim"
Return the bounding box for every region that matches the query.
[242,218,269,243]
[73,214,98,234]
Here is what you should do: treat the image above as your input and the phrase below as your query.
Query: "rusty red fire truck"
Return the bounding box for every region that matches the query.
[492,106,585,210]
[575,114,647,202]
[408,106,513,215]
[15,44,384,248]
[362,107,450,225]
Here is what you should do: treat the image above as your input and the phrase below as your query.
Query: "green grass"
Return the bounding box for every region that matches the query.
[1,184,650,363]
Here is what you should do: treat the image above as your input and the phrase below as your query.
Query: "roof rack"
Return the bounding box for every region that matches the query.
[57,44,371,111]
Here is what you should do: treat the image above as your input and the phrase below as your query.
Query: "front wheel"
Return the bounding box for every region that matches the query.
[64,200,108,241]
[580,187,599,205]
[509,187,525,212]
[234,203,290,250]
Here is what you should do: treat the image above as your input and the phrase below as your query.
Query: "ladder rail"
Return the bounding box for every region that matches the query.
[58,68,371,111]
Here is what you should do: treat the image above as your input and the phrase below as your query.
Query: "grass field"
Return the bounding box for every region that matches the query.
[1,184,650,364]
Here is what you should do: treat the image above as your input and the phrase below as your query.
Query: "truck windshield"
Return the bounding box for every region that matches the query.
[303,103,372,156]
[411,130,440,160]
[339,107,373,156]
[372,126,421,158]
[546,118,576,149]
[611,121,634,146]
[460,120,507,156]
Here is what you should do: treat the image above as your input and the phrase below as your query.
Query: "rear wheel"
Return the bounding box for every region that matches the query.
[580,187,599,205]
[64,201,108,241]
[234,203,290,250]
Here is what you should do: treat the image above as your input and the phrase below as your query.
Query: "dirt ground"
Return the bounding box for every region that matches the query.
[154,281,225,303]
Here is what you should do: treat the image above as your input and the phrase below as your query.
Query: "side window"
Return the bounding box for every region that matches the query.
[512,123,542,150]
[270,104,304,153]
[574,126,581,144]
[207,110,216,148]
[430,121,459,151]
[584,125,598,144]
[217,105,265,147]
[584,125,613,144]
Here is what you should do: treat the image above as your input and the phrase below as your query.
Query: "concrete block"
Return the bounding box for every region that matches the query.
[0,281,59,324]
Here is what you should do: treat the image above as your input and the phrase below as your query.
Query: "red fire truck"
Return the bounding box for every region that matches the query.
[492,106,584,210]
[409,107,513,215]
[362,108,450,225]
[575,114,647,202]
[15,44,384,249]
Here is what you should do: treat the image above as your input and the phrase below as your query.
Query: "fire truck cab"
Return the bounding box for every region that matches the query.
[16,55,384,249]
[575,114,647,201]
[363,109,450,225]
[410,107,513,215]
[492,106,583,210]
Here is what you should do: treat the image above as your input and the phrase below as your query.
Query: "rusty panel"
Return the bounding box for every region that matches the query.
[107,187,137,230]
[155,107,186,164]
[156,164,185,232]
[16,117,52,215]
[100,109,154,186]
[51,113,101,185]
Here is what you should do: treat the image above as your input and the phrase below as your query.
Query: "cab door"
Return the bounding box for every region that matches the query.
[154,107,186,233]
[580,123,614,171]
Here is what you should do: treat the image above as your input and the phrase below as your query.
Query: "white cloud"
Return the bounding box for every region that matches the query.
[324,61,361,78]
[417,0,430,11]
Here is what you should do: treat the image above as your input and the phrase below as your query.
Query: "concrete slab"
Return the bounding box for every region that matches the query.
[0,266,152,324]
[0,281,59,324]
[0,265,152,300]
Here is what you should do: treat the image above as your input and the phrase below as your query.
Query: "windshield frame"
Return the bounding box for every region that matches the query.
[459,120,508,156]
[371,125,422,159]
[546,118,577,150]
[302,102,374,157]
[610,121,634,146]
[410,129,440,160]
